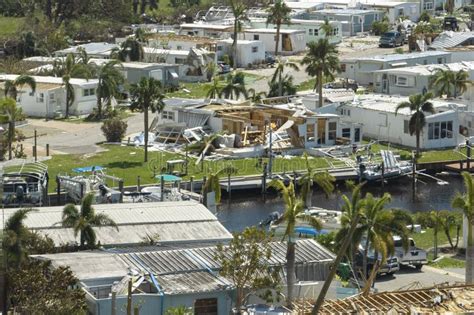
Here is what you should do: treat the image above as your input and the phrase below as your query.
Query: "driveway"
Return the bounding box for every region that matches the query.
[374,265,465,292]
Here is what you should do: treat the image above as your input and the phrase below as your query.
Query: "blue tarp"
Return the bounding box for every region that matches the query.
[73,166,104,173]
[155,174,182,182]
[295,227,329,236]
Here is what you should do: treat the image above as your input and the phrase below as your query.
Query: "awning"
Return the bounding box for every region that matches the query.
[73,166,104,173]
[390,62,408,67]
[169,70,179,79]
[155,174,182,182]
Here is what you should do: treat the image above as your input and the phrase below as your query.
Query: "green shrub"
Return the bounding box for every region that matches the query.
[372,20,390,35]
[101,118,127,142]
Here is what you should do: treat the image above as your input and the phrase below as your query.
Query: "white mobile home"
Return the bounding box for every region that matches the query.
[339,95,465,149]
[216,39,265,67]
[0,74,99,118]
[360,2,420,23]
[340,51,452,86]
[240,29,306,55]
[373,61,474,99]
[250,19,342,44]
[179,23,233,38]
[54,42,118,59]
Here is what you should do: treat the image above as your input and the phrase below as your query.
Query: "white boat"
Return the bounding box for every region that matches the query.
[358,150,412,181]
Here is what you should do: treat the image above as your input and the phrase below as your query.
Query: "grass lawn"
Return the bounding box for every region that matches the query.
[42,144,342,192]
[429,256,465,269]
[297,78,316,92]
[410,227,455,250]
[0,17,24,39]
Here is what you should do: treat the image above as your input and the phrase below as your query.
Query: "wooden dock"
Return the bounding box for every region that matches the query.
[445,161,474,173]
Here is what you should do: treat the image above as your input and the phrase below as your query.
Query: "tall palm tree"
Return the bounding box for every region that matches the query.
[61,193,118,248]
[430,68,455,98]
[395,92,435,156]
[299,153,335,208]
[129,77,165,162]
[3,208,36,268]
[301,39,339,108]
[113,37,144,62]
[269,180,323,307]
[95,60,125,119]
[270,58,299,97]
[321,19,333,38]
[453,70,470,98]
[267,74,297,97]
[3,75,36,101]
[452,171,474,284]
[60,53,92,118]
[205,75,225,99]
[228,0,248,70]
[427,210,443,260]
[220,72,248,100]
[266,0,292,56]
[0,98,20,160]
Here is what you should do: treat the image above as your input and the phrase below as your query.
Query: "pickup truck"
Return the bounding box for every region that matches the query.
[379,31,405,48]
[393,236,428,270]
[355,247,400,277]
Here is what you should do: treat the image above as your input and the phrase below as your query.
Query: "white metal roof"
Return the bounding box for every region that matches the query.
[120,62,178,69]
[55,42,118,56]
[143,47,190,56]
[345,50,451,63]
[5,201,232,246]
[374,61,474,77]
[180,23,233,30]
[430,31,474,50]
[0,74,98,87]
[243,28,305,34]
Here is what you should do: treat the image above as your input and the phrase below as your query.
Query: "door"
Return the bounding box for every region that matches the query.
[382,74,389,93]
[317,118,326,144]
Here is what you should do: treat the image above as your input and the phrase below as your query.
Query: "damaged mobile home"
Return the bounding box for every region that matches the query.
[151,97,363,157]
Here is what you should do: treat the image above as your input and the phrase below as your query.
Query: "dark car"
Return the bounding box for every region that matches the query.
[444,16,459,31]
[355,247,400,277]
[265,52,276,65]
[379,31,405,48]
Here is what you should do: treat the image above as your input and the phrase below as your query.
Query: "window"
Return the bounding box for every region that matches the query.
[340,64,346,72]
[437,58,443,64]
[428,120,453,140]
[314,29,319,36]
[36,93,44,103]
[162,111,174,120]
[217,45,223,51]
[398,9,404,16]
[194,298,218,315]
[308,29,313,36]
[342,128,351,139]
[252,46,258,53]
[176,45,182,50]
[333,28,338,36]
[404,120,409,134]
[83,88,95,97]
[306,123,315,141]
[354,128,361,142]
[396,76,408,86]
[253,34,259,40]
[423,2,433,10]
[175,58,186,64]
[328,122,337,140]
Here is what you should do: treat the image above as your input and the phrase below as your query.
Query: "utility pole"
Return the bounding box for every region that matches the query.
[412,150,416,202]
[34,129,37,162]
[467,139,471,171]
[312,211,362,314]
[268,121,273,179]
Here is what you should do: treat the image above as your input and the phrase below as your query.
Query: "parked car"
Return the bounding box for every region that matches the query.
[265,52,276,66]
[217,62,231,74]
[355,247,400,277]
[443,16,459,31]
[393,236,428,270]
[379,31,405,47]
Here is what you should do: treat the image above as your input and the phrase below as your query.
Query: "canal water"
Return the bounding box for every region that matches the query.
[217,173,465,232]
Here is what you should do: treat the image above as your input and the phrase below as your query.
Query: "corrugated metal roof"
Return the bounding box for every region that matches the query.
[430,31,474,50]
[157,271,232,294]
[6,201,232,246]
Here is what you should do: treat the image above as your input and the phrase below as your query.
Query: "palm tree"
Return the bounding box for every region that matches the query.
[267,74,297,97]
[129,77,165,162]
[95,60,125,119]
[452,171,474,284]
[61,193,118,248]
[202,168,223,205]
[430,68,455,98]
[299,153,335,208]
[427,210,443,260]
[395,92,435,156]
[113,37,144,62]
[228,0,248,70]
[270,58,299,97]
[0,98,20,160]
[321,19,333,38]
[301,39,339,108]
[247,88,266,103]
[205,75,225,99]
[453,70,470,98]
[3,75,36,101]
[3,208,36,268]
[269,180,323,307]
[60,53,92,118]
[220,72,248,100]
[266,0,292,56]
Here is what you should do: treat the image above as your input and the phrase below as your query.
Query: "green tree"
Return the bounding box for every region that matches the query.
[430,68,455,98]
[269,58,299,97]
[59,53,92,118]
[301,38,339,107]
[228,0,248,70]
[101,117,128,142]
[129,77,165,162]
[321,19,333,38]
[299,153,335,208]
[10,260,87,314]
[216,227,280,313]
[371,18,390,35]
[113,37,144,62]
[451,171,474,284]
[395,92,435,156]
[220,71,248,100]
[61,193,118,248]
[205,75,225,99]
[165,306,193,315]
[266,0,291,56]
[453,70,470,98]
[269,180,322,307]
[439,210,462,250]
[202,168,223,205]
[0,98,22,160]
[419,11,431,22]
[267,74,297,97]
[95,60,125,119]
[3,208,36,268]
[3,74,36,101]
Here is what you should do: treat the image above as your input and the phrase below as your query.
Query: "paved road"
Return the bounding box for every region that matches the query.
[19,113,146,155]
[374,265,464,292]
